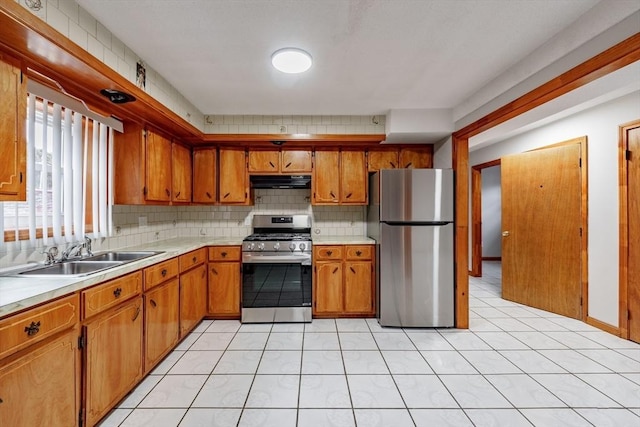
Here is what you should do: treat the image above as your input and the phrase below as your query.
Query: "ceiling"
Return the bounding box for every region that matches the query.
[76,0,606,117]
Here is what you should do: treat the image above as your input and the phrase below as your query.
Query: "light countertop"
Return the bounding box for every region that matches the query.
[312,236,376,245]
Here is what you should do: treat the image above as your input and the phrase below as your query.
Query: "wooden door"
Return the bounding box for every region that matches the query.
[0,330,79,427]
[340,150,367,204]
[248,150,279,173]
[85,297,143,427]
[145,130,172,202]
[312,150,340,204]
[626,124,640,342]
[344,261,373,314]
[314,262,343,314]
[193,148,217,203]
[501,143,582,318]
[144,279,179,371]
[180,264,207,337]
[282,150,312,173]
[209,262,240,316]
[368,150,399,172]
[0,53,26,201]
[219,148,248,204]
[399,147,433,168]
[171,143,192,203]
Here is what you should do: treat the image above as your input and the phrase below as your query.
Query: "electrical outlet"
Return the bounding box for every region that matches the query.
[279,125,287,133]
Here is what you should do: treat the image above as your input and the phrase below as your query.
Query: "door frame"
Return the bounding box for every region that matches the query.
[470,159,501,277]
[619,119,640,339]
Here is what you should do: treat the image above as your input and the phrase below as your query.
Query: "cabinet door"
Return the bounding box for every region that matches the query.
[193,148,217,203]
[208,262,240,316]
[85,297,143,427]
[340,150,367,204]
[172,143,192,203]
[344,261,374,314]
[144,279,180,371]
[0,53,26,201]
[145,130,172,202]
[180,264,208,337]
[282,150,312,173]
[314,262,343,314]
[0,330,79,427]
[312,150,340,204]
[219,149,248,204]
[368,150,398,172]
[248,150,279,173]
[399,147,433,169]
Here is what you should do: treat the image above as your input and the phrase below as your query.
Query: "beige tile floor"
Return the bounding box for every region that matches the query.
[99,262,640,426]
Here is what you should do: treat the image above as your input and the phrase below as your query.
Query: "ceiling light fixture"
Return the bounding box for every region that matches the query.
[271,48,312,74]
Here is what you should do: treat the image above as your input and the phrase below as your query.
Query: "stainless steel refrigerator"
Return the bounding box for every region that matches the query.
[367,169,454,327]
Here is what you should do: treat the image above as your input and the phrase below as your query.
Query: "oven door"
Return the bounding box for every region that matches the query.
[241,254,312,323]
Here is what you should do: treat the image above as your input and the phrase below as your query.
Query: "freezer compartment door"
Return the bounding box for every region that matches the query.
[380,169,454,222]
[379,223,454,327]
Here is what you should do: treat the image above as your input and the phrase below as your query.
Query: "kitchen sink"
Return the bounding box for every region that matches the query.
[79,251,162,263]
[18,261,123,277]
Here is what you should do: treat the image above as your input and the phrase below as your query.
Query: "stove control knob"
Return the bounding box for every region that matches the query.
[299,243,306,252]
[248,243,255,251]
[273,242,280,251]
[257,243,265,251]
[289,243,296,252]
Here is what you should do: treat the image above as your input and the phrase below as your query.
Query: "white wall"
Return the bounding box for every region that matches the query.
[481,166,501,258]
[469,91,640,327]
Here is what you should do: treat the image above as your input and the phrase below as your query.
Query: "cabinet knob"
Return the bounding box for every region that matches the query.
[113,287,122,298]
[356,250,362,256]
[161,269,167,277]
[326,250,333,256]
[192,256,197,263]
[221,251,227,257]
[24,321,41,336]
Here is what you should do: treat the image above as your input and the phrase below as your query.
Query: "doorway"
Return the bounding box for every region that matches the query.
[620,120,640,343]
[470,159,501,277]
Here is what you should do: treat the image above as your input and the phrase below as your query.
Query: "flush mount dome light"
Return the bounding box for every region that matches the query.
[271,48,312,74]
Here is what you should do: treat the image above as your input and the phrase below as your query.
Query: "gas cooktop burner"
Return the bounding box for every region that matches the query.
[244,233,311,242]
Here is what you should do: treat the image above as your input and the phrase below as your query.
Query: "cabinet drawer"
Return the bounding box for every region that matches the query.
[208,246,241,261]
[144,258,179,290]
[82,271,142,319]
[179,248,207,272]
[314,246,343,260]
[0,294,79,359]
[345,245,373,260]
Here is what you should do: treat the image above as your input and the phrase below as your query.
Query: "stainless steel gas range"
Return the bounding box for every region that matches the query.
[241,215,312,323]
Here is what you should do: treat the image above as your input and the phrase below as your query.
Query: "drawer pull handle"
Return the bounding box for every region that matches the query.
[223,192,230,199]
[285,162,292,168]
[211,267,218,275]
[192,256,197,263]
[356,250,362,256]
[206,191,212,199]
[113,287,122,298]
[345,192,352,199]
[350,267,356,274]
[330,191,336,199]
[150,299,157,308]
[326,250,333,256]
[175,191,181,198]
[221,251,227,257]
[165,189,171,197]
[161,269,167,277]
[132,307,141,322]
[24,321,41,336]
[390,161,396,168]
[332,267,339,274]
[405,162,412,168]
[269,161,275,168]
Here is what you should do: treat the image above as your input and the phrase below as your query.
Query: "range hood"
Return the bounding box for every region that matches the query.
[250,175,311,189]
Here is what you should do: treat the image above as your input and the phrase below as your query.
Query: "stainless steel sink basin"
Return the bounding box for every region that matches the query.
[79,251,162,263]
[18,261,123,277]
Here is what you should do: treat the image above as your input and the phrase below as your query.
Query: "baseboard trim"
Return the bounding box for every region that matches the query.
[482,256,502,261]
[586,316,621,337]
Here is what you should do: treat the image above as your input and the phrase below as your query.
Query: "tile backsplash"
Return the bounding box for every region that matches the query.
[0,189,366,268]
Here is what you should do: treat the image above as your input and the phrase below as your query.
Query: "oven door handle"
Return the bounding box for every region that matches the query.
[242,254,311,265]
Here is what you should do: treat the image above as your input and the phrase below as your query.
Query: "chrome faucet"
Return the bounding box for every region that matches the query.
[62,236,94,261]
[43,246,59,265]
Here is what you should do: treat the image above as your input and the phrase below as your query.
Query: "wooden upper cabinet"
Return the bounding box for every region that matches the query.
[281,150,312,173]
[0,53,26,201]
[145,130,172,202]
[248,149,312,174]
[171,143,192,203]
[340,150,367,204]
[368,150,399,172]
[312,150,340,204]
[218,148,250,205]
[192,147,217,203]
[399,147,433,168]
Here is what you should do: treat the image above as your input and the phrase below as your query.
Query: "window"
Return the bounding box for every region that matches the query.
[1,94,113,246]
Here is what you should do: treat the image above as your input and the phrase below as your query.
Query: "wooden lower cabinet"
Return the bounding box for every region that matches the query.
[208,262,241,317]
[144,279,180,372]
[0,329,80,427]
[313,245,375,317]
[179,263,208,337]
[84,297,143,427]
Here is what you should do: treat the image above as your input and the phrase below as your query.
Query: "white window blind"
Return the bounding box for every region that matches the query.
[1,95,114,246]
